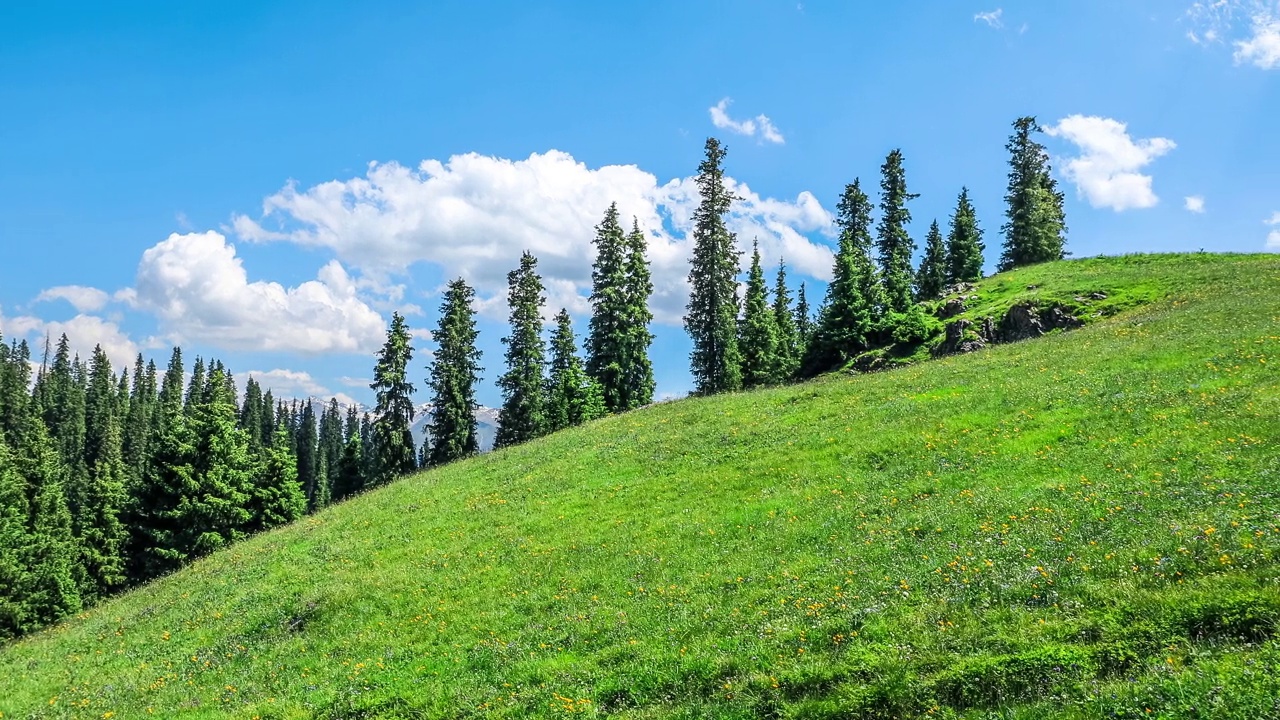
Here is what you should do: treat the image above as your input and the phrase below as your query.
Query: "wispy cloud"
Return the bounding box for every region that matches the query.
[1186,1,1280,68]
[1266,211,1280,249]
[1184,195,1206,213]
[974,9,1003,29]
[708,98,785,145]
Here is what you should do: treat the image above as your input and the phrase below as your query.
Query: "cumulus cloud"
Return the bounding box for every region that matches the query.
[0,311,142,371]
[708,99,786,144]
[131,231,386,354]
[1266,211,1280,250]
[1044,115,1176,211]
[1236,13,1280,67]
[33,285,111,312]
[974,9,1003,28]
[232,150,832,325]
[1184,195,1206,213]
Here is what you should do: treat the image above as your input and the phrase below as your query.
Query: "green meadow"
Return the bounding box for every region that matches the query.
[3,252,1279,719]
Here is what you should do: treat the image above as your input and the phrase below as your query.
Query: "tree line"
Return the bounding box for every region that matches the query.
[0,115,1065,640]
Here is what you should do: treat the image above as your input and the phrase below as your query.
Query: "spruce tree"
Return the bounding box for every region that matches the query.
[772,260,800,382]
[23,474,82,628]
[183,365,254,555]
[369,312,417,486]
[621,219,656,409]
[184,357,205,417]
[246,424,305,533]
[425,279,483,466]
[239,377,265,452]
[0,338,33,447]
[875,149,919,314]
[684,137,743,395]
[915,220,948,301]
[0,434,31,637]
[795,283,812,351]
[320,398,343,502]
[296,402,320,510]
[545,309,607,432]
[495,252,547,449]
[999,116,1067,271]
[333,406,365,501]
[946,187,985,284]
[78,346,127,601]
[586,204,629,413]
[804,179,878,376]
[737,239,780,388]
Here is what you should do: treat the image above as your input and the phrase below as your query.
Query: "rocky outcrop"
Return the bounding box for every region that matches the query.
[936,303,1084,356]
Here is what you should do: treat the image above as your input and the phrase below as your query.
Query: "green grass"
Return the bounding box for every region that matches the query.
[4,252,1280,719]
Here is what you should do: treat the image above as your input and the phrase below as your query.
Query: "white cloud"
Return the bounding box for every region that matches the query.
[974,9,1003,28]
[1184,195,1207,213]
[708,98,786,145]
[33,285,111,312]
[232,150,832,325]
[1267,211,1280,250]
[0,311,142,371]
[1186,1,1280,68]
[131,231,386,354]
[338,376,373,388]
[1044,115,1176,211]
[1235,13,1280,67]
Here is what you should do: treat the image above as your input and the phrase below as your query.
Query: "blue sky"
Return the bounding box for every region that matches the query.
[1,0,1277,408]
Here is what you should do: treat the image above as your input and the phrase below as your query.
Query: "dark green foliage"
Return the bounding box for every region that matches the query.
[772,261,800,381]
[945,187,985,284]
[795,282,812,350]
[0,434,31,637]
[621,219,656,409]
[684,137,743,395]
[875,149,919,314]
[183,366,254,556]
[370,312,417,485]
[496,251,547,448]
[122,356,156,487]
[425,279,483,467]
[239,377,265,452]
[546,309,607,432]
[24,475,82,628]
[296,402,321,510]
[999,116,1068,271]
[0,339,33,448]
[184,356,205,417]
[915,220,948,301]
[319,399,342,504]
[332,407,365,501]
[737,239,780,388]
[803,180,879,376]
[246,425,305,533]
[78,346,127,601]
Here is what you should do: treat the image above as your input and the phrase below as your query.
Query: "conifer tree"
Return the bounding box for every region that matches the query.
[804,179,878,376]
[738,239,780,388]
[23,474,82,628]
[78,346,126,600]
[0,339,33,447]
[495,252,547,448]
[0,434,31,637]
[915,220,948,301]
[946,187,985,284]
[296,402,320,510]
[684,137,743,395]
[239,377,266,452]
[875,150,919,314]
[999,116,1067,271]
[586,204,629,412]
[621,219,656,409]
[184,357,205,417]
[546,309,608,432]
[320,398,343,501]
[771,260,800,382]
[245,424,305,533]
[333,406,365,501]
[369,312,417,486]
[795,283,812,351]
[425,279,483,467]
[183,364,253,554]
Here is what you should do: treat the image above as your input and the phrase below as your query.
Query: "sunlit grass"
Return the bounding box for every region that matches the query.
[3,252,1279,719]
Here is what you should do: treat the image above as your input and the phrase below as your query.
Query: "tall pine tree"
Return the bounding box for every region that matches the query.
[804,179,879,376]
[795,283,812,351]
[737,239,780,389]
[999,116,1067,271]
[621,219,656,409]
[425,279,483,467]
[875,150,919,314]
[545,309,606,433]
[369,312,417,486]
[586,204,629,413]
[772,260,800,381]
[946,187,985,284]
[684,137,743,395]
[495,252,547,448]
[915,220,948,301]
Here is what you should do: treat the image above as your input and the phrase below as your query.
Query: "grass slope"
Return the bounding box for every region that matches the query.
[4,253,1280,720]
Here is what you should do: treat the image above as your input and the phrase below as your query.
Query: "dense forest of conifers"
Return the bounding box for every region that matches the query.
[0,116,1068,641]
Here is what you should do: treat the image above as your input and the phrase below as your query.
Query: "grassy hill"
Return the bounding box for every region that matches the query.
[3,253,1279,719]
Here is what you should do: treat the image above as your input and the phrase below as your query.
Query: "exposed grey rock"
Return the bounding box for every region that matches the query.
[938,297,967,319]
[1090,292,1108,300]
[937,318,987,355]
